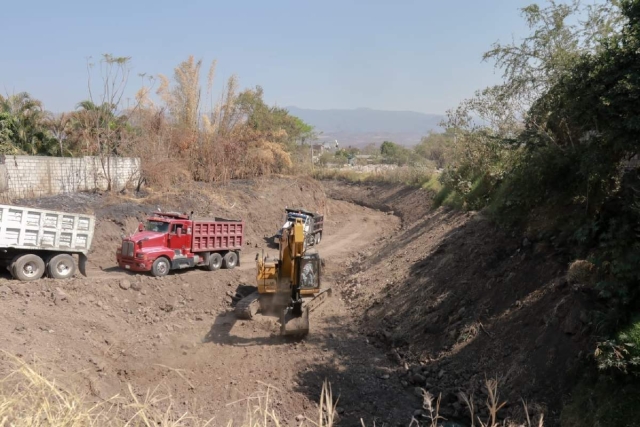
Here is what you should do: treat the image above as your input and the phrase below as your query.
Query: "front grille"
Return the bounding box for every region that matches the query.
[122,241,134,257]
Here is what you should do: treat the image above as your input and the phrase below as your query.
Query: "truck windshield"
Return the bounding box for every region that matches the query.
[145,221,170,233]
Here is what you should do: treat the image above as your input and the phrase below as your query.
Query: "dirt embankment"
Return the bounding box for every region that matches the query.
[0,177,596,426]
[322,180,594,426]
[0,177,427,427]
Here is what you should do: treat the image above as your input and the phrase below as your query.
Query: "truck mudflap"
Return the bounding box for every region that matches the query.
[78,253,88,277]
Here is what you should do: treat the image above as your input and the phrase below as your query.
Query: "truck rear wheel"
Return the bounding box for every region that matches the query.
[207,253,223,271]
[48,254,76,279]
[151,257,170,277]
[13,254,45,282]
[223,252,238,269]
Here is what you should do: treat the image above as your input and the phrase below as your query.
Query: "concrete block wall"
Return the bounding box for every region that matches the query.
[0,155,141,200]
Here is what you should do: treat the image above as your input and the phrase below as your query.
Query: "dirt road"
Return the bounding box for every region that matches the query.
[0,198,418,426]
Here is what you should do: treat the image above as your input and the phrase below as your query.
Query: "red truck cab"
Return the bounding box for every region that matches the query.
[116,211,244,277]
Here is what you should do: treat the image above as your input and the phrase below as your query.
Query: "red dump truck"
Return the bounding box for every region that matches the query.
[116,211,244,277]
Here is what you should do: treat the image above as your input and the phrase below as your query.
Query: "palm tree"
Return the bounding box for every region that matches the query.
[74,99,131,190]
[45,113,73,157]
[0,92,58,155]
[74,100,117,155]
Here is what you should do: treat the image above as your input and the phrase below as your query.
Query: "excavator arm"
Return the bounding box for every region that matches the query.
[235,217,329,337]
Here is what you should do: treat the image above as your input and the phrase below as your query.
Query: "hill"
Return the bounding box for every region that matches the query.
[286,107,444,147]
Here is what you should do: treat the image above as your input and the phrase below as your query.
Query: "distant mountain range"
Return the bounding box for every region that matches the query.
[286,107,445,147]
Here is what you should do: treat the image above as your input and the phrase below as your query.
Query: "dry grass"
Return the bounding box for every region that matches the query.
[407,377,544,427]
[312,166,435,188]
[0,352,337,427]
[1,352,548,427]
[566,259,596,286]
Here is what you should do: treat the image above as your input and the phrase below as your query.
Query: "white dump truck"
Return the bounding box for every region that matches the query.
[0,204,96,281]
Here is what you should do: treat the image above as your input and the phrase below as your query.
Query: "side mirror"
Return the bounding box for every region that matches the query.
[138,223,144,232]
[177,227,182,237]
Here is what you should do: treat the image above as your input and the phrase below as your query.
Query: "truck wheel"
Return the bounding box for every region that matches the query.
[13,254,45,282]
[48,254,76,279]
[223,252,238,269]
[151,257,170,277]
[8,255,21,278]
[207,253,223,271]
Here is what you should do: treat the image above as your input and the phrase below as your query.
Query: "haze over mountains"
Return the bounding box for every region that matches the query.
[286,107,444,148]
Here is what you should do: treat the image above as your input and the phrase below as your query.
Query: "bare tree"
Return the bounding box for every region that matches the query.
[81,54,150,191]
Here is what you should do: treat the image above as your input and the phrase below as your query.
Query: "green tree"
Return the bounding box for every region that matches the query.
[0,92,58,155]
[234,86,316,150]
[483,0,624,102]
[380,140,413,166]
[0,111,19,154]
[414,129,455,168]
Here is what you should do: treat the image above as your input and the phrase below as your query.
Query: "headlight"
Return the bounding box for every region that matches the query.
[136,253,145,259]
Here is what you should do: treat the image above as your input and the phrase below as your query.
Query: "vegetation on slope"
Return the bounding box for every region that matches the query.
[0,55,316,189]
[418,1,640,424]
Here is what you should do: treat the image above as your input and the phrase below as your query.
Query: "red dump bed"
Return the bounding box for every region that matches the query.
[191,219,244,252]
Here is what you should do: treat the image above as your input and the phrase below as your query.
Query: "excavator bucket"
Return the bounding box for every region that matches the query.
[279,288,332,337]
[280,306,310,337]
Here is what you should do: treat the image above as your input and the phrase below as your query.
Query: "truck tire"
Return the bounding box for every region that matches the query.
[207,253,223,271]
[8,255,21,276]
[48,254,76,279]
[223,252,238,269]
[13,254,45,282]
[151,257,170,277]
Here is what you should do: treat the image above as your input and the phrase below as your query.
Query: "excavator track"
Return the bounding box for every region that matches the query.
[234,291,261,319]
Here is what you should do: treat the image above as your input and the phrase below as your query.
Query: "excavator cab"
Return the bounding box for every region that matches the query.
[280,252,323,337]
[298,252,321,290]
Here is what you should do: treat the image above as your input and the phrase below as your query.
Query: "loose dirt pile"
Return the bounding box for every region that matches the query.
[323,180,594,426]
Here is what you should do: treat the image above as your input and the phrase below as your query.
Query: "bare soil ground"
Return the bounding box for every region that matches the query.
[323,181,596,426]
[0,177,595,427]
[0,177,427,427]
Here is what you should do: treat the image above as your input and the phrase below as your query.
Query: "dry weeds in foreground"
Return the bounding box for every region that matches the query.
[0,352,337,427]
[410,377,544,427]
[0,352,543,427]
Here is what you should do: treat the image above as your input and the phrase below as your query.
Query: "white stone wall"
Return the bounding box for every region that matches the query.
[0,155,141,200]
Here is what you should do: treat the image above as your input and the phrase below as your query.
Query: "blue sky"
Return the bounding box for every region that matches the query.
[1,0,537,114]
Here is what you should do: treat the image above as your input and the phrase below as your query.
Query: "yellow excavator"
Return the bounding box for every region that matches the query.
[234,218,331,336]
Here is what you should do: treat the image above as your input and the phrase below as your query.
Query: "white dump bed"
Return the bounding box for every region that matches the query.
[0,204,95,254]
